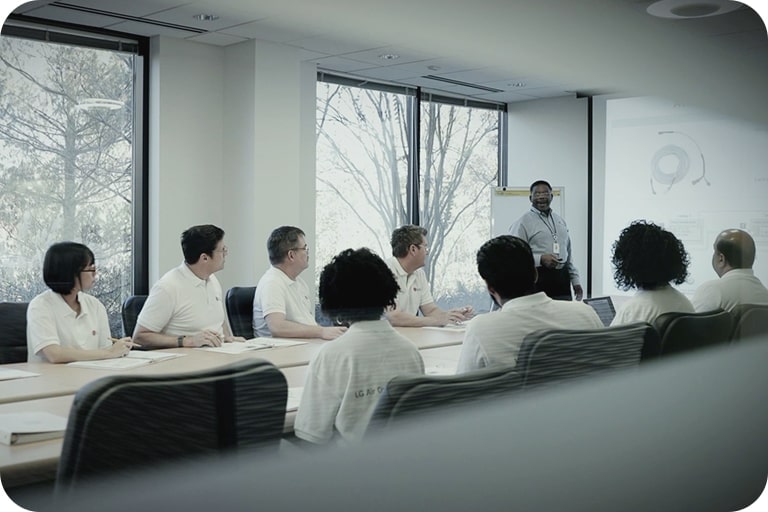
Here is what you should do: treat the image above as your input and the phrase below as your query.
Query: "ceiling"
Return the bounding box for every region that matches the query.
[5,0,768,108]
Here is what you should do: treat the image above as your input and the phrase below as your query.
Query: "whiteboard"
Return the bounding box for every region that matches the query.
[490,186,565,237]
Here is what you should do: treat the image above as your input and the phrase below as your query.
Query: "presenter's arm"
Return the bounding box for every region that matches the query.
[265,312,346,340]
[133,325,223,348]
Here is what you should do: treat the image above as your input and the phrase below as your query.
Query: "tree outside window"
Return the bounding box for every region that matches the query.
[0,36,135,335]
[316,79,500,314]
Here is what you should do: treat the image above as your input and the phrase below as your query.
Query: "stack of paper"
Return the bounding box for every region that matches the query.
[0,368,40,381]
[198,341,271,354]
[248,338,309,348]
[0,411,68,445]
[66,351,186,370]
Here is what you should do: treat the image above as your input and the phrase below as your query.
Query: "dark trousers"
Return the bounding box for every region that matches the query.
[535,266,572,301]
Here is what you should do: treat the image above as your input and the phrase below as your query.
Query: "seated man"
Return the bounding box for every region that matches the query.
[384,225,473,327]
[692,228,768,312]
[294,248,425,444]
[133,225,244,348]
[457,235,603,372]
[253,226,345,339]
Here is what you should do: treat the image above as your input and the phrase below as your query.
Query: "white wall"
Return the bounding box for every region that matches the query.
[506,96,590,290]
[149,37,225,283]
[149,37,317,296]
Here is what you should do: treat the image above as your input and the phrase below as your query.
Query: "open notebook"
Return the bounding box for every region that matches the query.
[0,412,68,445]
[66,351,186,370]
[583,296,616,327]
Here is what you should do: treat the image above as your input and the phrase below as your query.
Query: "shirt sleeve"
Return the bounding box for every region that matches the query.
[96,300,113,348]
[259,277,288,317]
[135,283,175,333]
[456,323,487,373]
[564,231,581,286]
[26,297,60,356]
[692,281,720,312]
[294,354,342,444]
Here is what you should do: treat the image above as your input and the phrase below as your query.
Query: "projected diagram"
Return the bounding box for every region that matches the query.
[650,130,711,194]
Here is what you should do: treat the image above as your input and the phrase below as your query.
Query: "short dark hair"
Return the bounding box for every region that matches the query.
[716,230,756,269]
[611,220,689,290]
[43,242,95,295]
[267,226,305,265]
[319,248,400,323]
[477,235,537,300]
[181,225,225,264]
[529,180,552,194]
[391,225,427,258]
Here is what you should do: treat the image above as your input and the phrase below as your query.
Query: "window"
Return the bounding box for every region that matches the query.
[419,98,500,312]
[0,24,146,336]
[316,79,411,273]
[316,75,504,314]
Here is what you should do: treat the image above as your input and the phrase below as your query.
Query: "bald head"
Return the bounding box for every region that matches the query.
[714,229,756,275]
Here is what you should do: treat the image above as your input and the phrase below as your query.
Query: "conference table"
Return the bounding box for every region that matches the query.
[0,327,465,489]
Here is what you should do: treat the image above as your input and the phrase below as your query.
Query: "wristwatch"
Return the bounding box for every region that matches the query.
[177,335,184,347]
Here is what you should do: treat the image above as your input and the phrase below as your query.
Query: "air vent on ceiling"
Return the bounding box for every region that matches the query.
[421,75,504,93]
[47,1,206,33]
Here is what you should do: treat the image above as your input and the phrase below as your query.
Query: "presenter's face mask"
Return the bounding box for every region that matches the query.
[530,186,552,212]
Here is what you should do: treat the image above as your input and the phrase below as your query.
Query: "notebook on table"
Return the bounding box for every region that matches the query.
[583,296,616,327]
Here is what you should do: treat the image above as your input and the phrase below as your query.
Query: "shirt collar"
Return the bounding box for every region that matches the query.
[723,268,755,279]
[500,291,551,311]
[390,258,409,278]
[179,262,208,287]
[346,318,392,334]
[271,266,298,285]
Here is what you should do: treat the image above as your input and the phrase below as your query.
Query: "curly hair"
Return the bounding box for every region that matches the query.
[611,220,690,291]
[319,248,400,323]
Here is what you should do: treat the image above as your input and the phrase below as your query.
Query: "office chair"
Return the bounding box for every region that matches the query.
[121,295,148,338]
[56,358,288,495]
[729,303,768,342]
[367,366,522,432]
[653,310,733,357]
[225,286,257,338]
[517,322,660,389]
[0,302,29,363]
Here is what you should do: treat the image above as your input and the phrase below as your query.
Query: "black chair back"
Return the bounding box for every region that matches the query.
[0,302,29,363]
[56,359,287,494]
[729,303,768,342]
[121,295,148,337]
[653,310,733,356]
[368,367,522,431]
[225,286,256,338]
[517,322,659,389]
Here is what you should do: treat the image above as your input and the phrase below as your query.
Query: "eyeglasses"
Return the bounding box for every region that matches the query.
[290,245,309,254]
[81,266,97,273]
[213,245,228,255]
[418,244,430,254]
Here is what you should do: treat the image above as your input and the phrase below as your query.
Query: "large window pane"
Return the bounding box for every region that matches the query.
[419,101,500,313]
[0,36,136,335]
[316,82,410,274]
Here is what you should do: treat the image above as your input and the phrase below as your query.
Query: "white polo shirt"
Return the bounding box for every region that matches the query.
[692,269,768,312]
[137,263,225,336]
[252,266,316,337]
[386,257,434,316]
[294,319,424,444]
[457,292,604,373]
[27,289,112,363]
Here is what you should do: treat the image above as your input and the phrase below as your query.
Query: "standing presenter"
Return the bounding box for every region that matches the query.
[509,180,583,301]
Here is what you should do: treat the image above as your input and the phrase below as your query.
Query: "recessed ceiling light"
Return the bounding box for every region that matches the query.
[378,53,400,61]
[427,65,441,71]
[508,81,526,88]
[193,13,220,21]
[646,0,742,19]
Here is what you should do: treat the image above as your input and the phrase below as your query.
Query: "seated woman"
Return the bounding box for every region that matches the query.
[294,248,425,445]
[27,242,136,363]
[610,221,694,326]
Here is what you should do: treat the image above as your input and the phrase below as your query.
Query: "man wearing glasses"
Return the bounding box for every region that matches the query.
[253,226,346,339]
[385,225,474,327]
[510,180,583,301]
[133,224,243,348]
